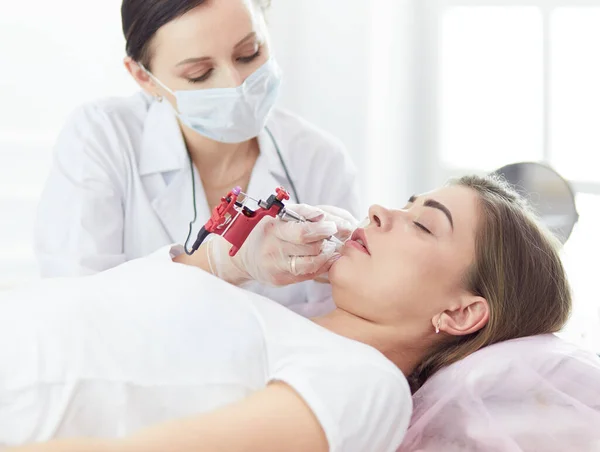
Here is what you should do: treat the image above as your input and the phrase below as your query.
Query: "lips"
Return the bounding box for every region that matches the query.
[346,228,370,255]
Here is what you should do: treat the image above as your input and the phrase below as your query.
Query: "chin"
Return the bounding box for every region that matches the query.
[327,256,346,284]
[328,256,363,294]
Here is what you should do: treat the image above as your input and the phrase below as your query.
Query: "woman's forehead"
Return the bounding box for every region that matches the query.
[423,185,480,234]
[153,1,263,56]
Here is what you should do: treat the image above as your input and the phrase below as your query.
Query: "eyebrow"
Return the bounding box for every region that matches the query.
[176,56,211,67]
[175,32,257,67]
[408,195,454,230]
[234,32,257,48]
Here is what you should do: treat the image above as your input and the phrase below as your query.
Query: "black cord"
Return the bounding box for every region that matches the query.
[265,125,301,204]
[183,127,299,255]
[184,151,199,255]
[188,226,211,255]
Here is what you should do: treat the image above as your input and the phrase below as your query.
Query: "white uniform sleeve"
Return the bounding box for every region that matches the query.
[34,104,127,277]
[307,136,362,220]
[270,360,412,452]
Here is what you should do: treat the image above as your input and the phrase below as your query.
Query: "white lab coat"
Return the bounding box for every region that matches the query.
[34,92,360,308]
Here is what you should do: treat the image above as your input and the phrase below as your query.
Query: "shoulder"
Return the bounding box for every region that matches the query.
[277,347,411,452]
[64,91,152,136]
[250,298,411,451]
[51,92,153,174]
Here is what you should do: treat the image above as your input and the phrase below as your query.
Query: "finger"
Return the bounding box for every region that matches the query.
[285,203,325,222]
[273,220,338,244]
[318,252,343,275]
[317,205,357,222]
[316,206,359,240]
[324,218,355,241]
[311,251,342,276]
[330,219,354,241]
[291,253,335,277]
[289,241,337,276]
[275,240,325,258]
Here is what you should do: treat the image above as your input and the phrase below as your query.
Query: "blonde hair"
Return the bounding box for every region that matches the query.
[409,175,572,392]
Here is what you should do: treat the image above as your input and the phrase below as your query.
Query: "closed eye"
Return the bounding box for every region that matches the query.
[188,69,213,84]
[237,48,261,63]
[414,222,432,234]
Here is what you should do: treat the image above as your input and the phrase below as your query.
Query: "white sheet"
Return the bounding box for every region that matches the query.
[398,335,600,452]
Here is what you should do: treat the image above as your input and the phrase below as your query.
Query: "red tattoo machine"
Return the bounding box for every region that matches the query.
[186,186,304,256]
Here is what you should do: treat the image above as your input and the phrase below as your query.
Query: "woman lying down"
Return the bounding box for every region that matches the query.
[2,175,571,452]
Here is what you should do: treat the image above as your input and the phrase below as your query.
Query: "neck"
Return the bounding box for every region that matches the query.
[312,308,428,377]
[181,124,258,187]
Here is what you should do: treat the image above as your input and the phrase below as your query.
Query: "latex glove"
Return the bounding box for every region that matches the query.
[314,205,359,242]
[207,204,340,287]
[310,205,360,284]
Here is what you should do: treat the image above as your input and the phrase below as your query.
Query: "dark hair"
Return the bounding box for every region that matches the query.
[408,175,572,392]
[121,0,272,70]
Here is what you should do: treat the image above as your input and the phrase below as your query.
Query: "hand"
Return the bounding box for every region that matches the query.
[313,205,359,242]
[208,204,341,287]
[310,205,359,284]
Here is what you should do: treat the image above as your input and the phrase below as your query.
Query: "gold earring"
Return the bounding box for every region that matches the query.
[435,317,441,334]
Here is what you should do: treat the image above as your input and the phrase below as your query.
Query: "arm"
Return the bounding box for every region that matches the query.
[9,383,328,452]
[171,239,250,283]
[34,105,126,277]
[176,213,342,288]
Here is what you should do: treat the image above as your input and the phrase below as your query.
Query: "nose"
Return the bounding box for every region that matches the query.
[368,205,393,232]
[221,65,244,88]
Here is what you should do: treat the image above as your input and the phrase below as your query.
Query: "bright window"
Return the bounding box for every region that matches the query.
[436,2,600,352]
[561,193,600,350]
[440,7,544,170]
[550,8,600,182]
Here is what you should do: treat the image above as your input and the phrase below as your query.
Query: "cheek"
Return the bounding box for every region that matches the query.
[240,55,268,80]
[330,254,403,301]
[372,243,448,300]
[329,256,377,305]
[329,257,365,288]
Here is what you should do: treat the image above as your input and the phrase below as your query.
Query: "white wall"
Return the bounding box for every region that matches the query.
[268,1,371,173]
[268,0,420,211]
[0,0,136,284]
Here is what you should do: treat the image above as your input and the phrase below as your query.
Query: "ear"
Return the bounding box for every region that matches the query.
[124,56,157,95]
[436,295,489,336]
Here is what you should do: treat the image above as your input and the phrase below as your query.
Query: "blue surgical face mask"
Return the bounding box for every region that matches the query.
[142,58,282,143]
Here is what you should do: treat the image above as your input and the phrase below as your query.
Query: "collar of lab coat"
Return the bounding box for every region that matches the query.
[138,99,290,183]
[138,100,189,176]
